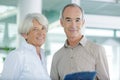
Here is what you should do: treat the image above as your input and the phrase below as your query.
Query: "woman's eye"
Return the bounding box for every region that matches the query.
[42,27,45,30]
[33,28,38,31]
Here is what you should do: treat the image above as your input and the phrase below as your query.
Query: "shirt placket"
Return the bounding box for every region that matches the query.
[69,48,75,72]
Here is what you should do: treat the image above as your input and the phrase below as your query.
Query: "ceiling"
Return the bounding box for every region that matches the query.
[0,0,120,29]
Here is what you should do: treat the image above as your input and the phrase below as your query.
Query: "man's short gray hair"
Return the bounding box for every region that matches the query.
[60,3,84,19]
[18,13,48,35]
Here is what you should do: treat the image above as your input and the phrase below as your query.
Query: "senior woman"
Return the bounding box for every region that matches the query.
[1,13,51,80]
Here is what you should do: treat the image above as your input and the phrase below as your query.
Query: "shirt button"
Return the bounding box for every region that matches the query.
[71,56,73,59]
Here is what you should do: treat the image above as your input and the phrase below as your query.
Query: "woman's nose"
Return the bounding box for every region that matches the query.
[38,30,46,36]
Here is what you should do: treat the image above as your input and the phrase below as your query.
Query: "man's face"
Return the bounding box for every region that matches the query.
[61,6,84,39]
[26,19,47,47]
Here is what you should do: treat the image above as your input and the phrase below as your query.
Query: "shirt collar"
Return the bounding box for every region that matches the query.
[64,36,87,48]
[21,39,36,51]
[80,36,87,46]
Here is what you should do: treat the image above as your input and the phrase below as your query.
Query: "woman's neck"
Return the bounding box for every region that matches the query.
[36,47,41,60]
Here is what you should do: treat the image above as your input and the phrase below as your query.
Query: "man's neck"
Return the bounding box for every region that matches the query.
[67,35,83,47]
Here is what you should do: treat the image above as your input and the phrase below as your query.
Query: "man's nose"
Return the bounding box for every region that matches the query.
[71,20,76,26]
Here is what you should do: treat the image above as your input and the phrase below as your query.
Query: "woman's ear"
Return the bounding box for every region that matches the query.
[21,33,27,39]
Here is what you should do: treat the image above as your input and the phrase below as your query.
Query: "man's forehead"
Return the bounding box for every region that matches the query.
[63,7,82,15]
[63,14,82,19]
[65,17,81,19]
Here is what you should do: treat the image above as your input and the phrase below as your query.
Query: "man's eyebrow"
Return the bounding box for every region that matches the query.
[65,17,81,20]
[76,18,80,20]
[65,17,71,19]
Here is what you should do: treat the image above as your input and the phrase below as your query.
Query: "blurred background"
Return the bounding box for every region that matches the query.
[0,0,120,80]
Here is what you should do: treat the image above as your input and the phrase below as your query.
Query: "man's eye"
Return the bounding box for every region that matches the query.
[66,19,71,22]
[76,19,80,22]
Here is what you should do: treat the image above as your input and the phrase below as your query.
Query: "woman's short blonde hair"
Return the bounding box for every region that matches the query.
[18,13,48,35]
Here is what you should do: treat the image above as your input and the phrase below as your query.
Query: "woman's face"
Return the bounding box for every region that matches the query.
[26,19,47,47]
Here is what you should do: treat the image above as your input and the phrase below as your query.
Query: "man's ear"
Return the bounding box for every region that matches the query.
[60,18,64,27]
[81,19,85,28]
[21,33,27,39]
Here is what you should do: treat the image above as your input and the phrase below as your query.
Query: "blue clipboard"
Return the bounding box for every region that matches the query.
[64,71,96,80]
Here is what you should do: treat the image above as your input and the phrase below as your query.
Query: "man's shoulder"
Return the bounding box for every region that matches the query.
[52,46,65,61]
[54,46,65,56]
[86,39,103,48]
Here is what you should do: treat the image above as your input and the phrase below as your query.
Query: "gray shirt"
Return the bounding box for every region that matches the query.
[50,36,110,80]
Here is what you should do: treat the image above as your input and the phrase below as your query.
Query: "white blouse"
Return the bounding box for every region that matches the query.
[1,40,51,80]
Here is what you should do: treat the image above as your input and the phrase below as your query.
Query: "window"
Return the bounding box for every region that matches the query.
[116,31,120,37]
[85,28,114,37]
